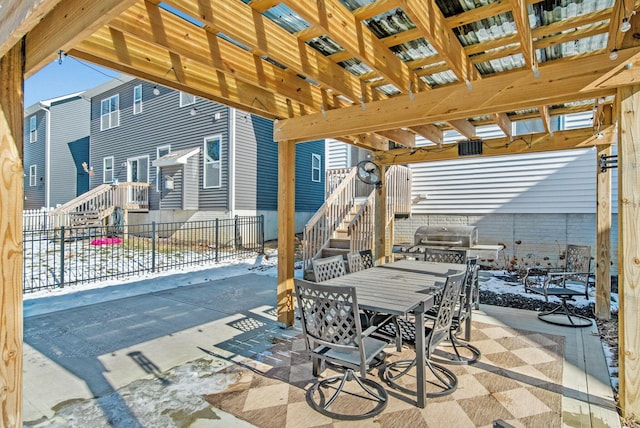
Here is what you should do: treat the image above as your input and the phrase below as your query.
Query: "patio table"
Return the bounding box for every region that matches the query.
[321,259,466,408]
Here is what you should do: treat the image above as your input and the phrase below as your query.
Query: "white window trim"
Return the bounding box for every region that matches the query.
[100,94,120,131]
[103,156,114,183]
[133,84,143,115]
[179,91,196,107]
[29,116,37,143]
[203,135,222,189]
[29,165,37,187]
[311,153,321,183]
[156,145,171,192]
[127,155,150,183]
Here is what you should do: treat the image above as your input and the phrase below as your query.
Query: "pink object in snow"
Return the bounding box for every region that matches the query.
[90,237,123,246]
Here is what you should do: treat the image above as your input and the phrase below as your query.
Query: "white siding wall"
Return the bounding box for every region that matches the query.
[325,139,350,169]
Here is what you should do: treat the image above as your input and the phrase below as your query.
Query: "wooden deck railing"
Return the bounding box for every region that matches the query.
[303,165,412,270]
[48,182,150,228]
[303,168,359,271]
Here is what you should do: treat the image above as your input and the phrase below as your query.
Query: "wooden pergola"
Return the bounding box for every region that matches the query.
[1,0,640,425]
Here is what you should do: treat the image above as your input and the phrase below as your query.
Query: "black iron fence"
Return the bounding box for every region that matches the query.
[23,216,264,293]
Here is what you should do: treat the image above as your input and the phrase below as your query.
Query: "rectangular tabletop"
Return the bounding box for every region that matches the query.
[322,260,466,316]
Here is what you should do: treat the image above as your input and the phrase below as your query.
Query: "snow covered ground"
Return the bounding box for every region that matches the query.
[23,249,620,394]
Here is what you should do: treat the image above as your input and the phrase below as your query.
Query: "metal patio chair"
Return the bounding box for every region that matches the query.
[312,255,347,282]
[429,257,481,365]
[347,249,374,273]
[423,248,468,264]
[523,244,593,327]
[383,271,466,398]
[294,279,389,420]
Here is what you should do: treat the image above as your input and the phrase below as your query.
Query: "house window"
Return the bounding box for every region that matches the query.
[29,116,37,143]
[103,156,114,183]
[203,136,221,188]
[100,95,120,130]
[156,145,171,192]
[312,153,321,182]
[133,84,143,114]
[29,165,37,187]
[180,91,196,107]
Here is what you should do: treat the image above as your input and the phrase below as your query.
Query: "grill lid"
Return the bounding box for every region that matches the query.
[414,225,478,247]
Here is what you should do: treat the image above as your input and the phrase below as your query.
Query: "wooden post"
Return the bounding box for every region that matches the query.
[374,165,386,265]
[277,140,295,327]
[595,104,612,320]
[0,40,25,428]
[618,85,640,418]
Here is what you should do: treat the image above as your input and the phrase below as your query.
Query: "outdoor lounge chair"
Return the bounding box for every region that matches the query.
[523,244,593,327]
[294,279,389,420]
[383,271,466,398]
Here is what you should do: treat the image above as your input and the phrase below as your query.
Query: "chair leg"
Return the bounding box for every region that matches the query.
[307,369,388,420]
[383,357,458,397]
[537,298,592,327]
[430,328,481,366]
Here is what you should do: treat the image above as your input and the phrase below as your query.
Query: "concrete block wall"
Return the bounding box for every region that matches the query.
[394,213,619,275]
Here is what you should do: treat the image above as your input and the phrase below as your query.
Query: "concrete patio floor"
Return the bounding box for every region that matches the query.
[22,273,619,427]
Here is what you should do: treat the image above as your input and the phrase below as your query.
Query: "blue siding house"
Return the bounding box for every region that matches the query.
[23,92,91,209]
[87,77,325,239]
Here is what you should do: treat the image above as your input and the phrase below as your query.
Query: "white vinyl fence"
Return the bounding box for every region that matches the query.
[23,208,54,232]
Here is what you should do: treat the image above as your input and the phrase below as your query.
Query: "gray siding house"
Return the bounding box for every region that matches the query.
[88,77,325,239]
[23,92,91,209]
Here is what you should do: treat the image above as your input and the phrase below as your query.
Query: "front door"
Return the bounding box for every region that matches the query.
[127,156,149,204]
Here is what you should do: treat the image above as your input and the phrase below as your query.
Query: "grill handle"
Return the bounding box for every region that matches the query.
[419,239,464,246]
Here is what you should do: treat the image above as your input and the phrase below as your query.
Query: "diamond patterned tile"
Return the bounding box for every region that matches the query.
[203,320,565,427]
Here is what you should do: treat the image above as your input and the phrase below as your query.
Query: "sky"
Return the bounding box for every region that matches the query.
[24,56,120,108]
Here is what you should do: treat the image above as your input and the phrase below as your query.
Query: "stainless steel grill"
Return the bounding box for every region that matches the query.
[393,225,503,260]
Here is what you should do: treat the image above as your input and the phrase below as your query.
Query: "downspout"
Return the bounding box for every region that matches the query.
[39,103,51,207]
[228,107,236,217]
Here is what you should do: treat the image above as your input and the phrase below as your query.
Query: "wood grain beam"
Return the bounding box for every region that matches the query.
[618,84,640,418]
[72,30,295,119]
[607,0,635,54]
[24,0,139,77]
[0,0,61,60]
[109,3,326,111]
[377,128,416,147]
[274,49,636,142]
[448,119,476,139]
[277,141,296,327]
[352,0,400,20]
[0,40,24,428]
[493,113,513,139]
[510,0,536,71]
[248,0,279,13]
[539,105,552,134]
[374,126,615,165]
[401,0,478,82]
[167,0,369,104]
[410,124,443,146]
[279,0,418,96]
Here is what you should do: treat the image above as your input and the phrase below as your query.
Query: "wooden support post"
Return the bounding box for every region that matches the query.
[595,104,612,320]
[277,140,296,327]
[618,85,640,418]
[0,40,25,428]
[374,165,386,265]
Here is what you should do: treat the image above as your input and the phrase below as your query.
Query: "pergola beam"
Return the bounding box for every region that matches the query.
[0,39,25,428]
[374,126,615,165]
[24,0,139,77]
[274,49,636,143]
[0,0,62,59]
